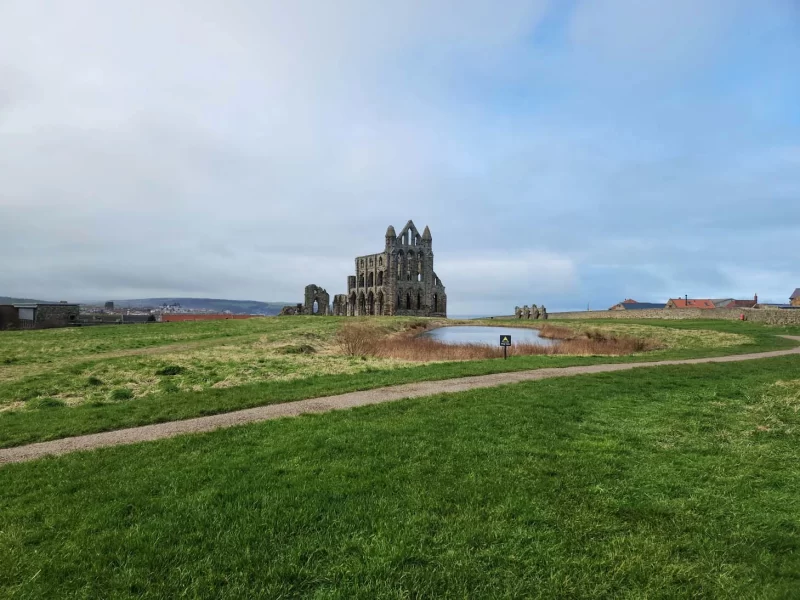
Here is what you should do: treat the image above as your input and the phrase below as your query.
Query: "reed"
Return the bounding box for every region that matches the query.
[367,327,659,362]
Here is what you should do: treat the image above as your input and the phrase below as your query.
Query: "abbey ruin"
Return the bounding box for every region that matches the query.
[293,220,447,317]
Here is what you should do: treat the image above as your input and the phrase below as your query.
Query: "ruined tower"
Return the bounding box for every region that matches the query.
[345,220,446,317]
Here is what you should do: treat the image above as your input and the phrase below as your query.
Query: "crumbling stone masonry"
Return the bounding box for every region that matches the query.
[346,220,447,317]
[303,285,330,315]
[332,295,348,316]
[280,220,448,318]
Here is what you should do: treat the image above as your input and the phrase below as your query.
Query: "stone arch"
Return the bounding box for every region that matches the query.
[358,273,365,287]
[367,291,375,316]
[377,271,384,286]
[304,284,330,316]
[349,292,356,316]
[377,291,384,315]
[397,289,402,311]
[406,292,412,310]
[417,290,422,310]
[433,293,438,313]
[407,251,415,281]
[358,292,366,316]
[367,272,374,287]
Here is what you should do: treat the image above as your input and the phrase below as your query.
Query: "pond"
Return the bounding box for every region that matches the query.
[419,326,557,346]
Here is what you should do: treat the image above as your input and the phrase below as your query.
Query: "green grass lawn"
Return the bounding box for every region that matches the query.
[2,356,799,598]
[0,318,798,448]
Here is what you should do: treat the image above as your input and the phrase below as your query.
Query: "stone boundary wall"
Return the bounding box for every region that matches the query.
[548,308,800,326]
[161,314,254,322]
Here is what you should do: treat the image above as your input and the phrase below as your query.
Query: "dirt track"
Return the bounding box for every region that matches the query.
[3,337,800,466]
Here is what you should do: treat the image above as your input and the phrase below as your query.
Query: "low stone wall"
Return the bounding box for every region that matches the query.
[34,304,80,326]
[549,308,800,326]
[161,314,254,322]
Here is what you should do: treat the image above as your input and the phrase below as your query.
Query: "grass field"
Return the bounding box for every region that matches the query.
[0,317,798,448]
[2,355,799,597]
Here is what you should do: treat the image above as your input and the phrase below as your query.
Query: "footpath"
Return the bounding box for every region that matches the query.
[2,337,800,465]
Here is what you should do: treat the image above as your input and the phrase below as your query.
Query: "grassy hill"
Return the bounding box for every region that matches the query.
[0,297,49,304]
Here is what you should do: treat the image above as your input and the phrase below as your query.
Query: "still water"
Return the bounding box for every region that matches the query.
[420,326,556,346]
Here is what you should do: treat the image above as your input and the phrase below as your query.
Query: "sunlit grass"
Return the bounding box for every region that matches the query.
[2,357,799,597]
[0,316,797,447]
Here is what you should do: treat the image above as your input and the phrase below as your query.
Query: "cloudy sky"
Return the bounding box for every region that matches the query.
[1,1,799,314]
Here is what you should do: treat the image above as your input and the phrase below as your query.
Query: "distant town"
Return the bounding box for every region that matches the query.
[608,291,800,311]
[0,298,290,330]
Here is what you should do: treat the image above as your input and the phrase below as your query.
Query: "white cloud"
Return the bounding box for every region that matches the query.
[0,0,798,312]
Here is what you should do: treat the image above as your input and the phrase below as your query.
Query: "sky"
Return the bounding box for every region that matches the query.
[1,0,799,314]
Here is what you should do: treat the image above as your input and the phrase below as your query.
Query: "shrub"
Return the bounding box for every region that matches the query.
[110,388,134,401]
[156,365,185,376]
[336,323,381,357]
[276,344,317,355]
[86,376,104,387]
[26,397,66,409]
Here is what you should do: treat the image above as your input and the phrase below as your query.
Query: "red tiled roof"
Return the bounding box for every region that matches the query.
[726,299,758,309]
[668,298,716,309]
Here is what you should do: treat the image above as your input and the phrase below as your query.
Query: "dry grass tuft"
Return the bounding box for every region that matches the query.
[364,325,660,362]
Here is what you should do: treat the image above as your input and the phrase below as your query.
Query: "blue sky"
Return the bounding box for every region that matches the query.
[1,0,799,313]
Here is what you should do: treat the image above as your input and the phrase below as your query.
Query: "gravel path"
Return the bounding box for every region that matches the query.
[3,337,800,466]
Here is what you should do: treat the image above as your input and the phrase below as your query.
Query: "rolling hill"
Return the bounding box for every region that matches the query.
[107,298,295,315]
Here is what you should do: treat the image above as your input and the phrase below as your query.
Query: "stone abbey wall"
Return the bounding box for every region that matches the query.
[282,220,447,318]
[344,220,446,317]
[549,308,800,326]
[303,284,330,315]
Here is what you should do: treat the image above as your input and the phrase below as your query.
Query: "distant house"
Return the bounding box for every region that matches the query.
[714,294,759,309]
[711,298,734,308]
[609,299,637,310]
[609,300,666,311]
[665,298,716,310]
[792,289,800,307]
